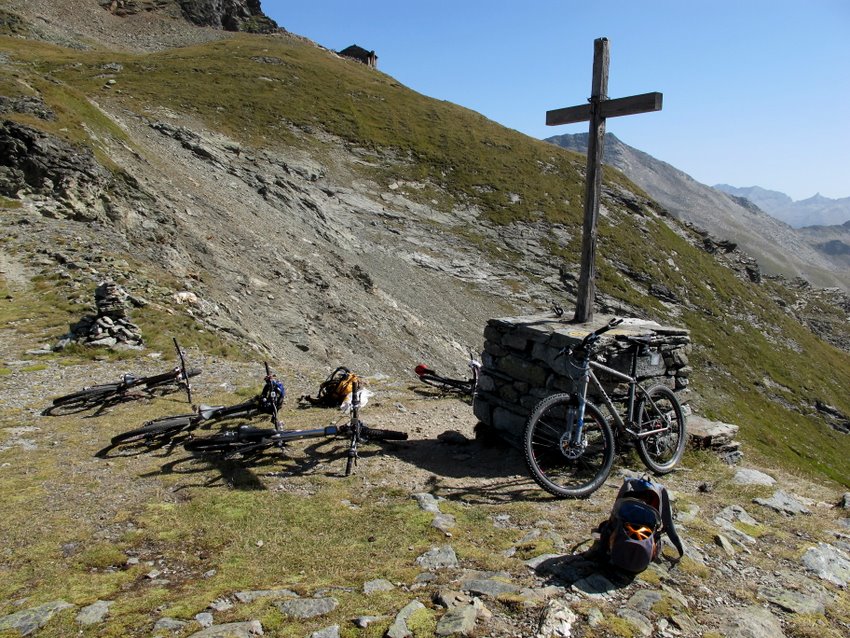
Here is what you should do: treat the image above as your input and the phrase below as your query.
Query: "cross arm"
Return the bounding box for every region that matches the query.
[546,91,663,126]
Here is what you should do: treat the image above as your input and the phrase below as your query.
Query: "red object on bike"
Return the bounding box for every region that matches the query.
[414,364,431,377]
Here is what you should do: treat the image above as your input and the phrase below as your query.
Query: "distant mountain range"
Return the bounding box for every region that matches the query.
[713,185,850,228]
[545,133,850,290]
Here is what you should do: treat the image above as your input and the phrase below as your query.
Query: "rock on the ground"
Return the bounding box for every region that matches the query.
[0,600,74,636]
[710,605,785,638]
[534,599,576,638]
[387,600,426,638]
[76,600,112,625]
[363,578,395,594]
[276,597,338,619]
[308,625,339,638]
[733,468,776,485]
[801,543,850,586]
[753,490,812,515]
[187,620,264,637]
[416,545,459,570]
[436,603,478,637]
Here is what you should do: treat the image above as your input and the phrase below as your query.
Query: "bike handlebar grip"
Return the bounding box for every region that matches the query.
[584,317,623,343]
[366,428,408,441]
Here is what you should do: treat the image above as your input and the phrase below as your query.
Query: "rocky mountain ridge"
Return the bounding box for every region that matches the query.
[714,184,850,229]
[98,0,279,33]
[1,0,272,52]
[545,133,850,292]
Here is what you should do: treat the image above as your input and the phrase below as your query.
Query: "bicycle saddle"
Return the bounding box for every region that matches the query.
[198,405,225,419]
[414,364,434,376]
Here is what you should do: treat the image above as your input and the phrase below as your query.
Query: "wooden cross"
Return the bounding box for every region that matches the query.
[546,37,662,323]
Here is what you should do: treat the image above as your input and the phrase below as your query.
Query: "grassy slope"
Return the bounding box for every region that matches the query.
[1,32,848,487]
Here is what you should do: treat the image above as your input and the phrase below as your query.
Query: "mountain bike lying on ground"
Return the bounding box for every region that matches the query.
[184,379,407,475]
[523,318,686,498]
[46,338,199,415]
[109,362,284,447]
[414,354,482,396]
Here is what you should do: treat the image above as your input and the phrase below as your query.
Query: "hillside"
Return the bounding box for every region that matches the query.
[1,2,850,637]
[545,133,850,291]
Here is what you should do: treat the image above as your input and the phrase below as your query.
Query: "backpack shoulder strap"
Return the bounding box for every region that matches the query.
[660,486,684,561]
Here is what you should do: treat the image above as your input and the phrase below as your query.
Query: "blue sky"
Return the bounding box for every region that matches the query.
[261,1,850,201]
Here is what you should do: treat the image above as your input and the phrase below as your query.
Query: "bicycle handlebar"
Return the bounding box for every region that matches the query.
[580,317,623,347]
[557,317,623,361]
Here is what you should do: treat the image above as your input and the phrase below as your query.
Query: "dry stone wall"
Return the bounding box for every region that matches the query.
[473,313,691,445]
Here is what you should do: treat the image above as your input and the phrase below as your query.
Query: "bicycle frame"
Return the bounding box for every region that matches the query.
[585,351,673,441]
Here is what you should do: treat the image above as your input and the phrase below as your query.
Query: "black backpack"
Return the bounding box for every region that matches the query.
[593,477,684,573]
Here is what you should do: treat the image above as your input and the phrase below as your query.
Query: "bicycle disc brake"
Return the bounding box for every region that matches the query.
[559,431,586,460]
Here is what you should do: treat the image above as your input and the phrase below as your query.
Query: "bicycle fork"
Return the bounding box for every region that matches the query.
[346,382,363,472]
[563,372,590,459]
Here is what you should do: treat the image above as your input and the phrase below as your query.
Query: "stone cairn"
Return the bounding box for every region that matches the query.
[65,281,143,348]
[472,313,694,446]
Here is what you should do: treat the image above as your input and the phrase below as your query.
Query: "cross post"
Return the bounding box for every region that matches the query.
[546,37,662,323]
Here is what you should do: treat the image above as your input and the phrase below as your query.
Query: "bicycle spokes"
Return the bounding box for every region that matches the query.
[524,396,615,498]
[636,385,685,474]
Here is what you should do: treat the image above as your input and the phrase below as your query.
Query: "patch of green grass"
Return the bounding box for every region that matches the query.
[597,614,638,638]
[406,606,437,637]
[0,274,87,346]
[129,484,432,600]
[74,543,128,570]
[786,614,844,638]
[19,363,48,372]
[132,304,249,361]
[0,195,22,209]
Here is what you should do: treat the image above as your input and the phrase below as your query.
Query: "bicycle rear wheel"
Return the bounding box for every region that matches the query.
[111,415,195,446]
[523,394,615,498]
[50,384,121,413]
[635,385,686,474]
[419,374,472,394]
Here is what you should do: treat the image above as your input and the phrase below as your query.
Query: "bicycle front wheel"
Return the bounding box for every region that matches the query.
[523,394,614,498]
[111,415,195,446]
[635,385,686,474]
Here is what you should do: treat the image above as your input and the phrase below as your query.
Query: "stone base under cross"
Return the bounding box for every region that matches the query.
[472,313,691,446]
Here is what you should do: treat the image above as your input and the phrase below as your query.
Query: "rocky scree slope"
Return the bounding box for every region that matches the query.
[715,184,850,230]
[1,0,277,52]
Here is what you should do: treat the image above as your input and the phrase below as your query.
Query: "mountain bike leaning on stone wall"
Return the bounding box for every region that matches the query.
[108,362,284,447]
[46,338,199,415]
[523,318,687,498]
[183,378,408,476]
